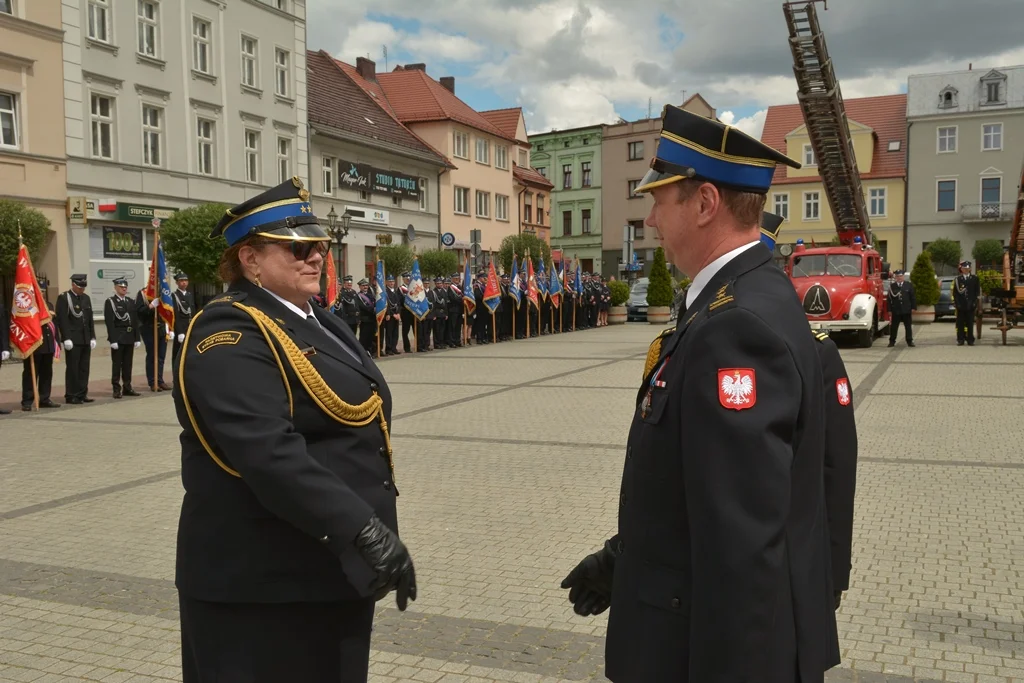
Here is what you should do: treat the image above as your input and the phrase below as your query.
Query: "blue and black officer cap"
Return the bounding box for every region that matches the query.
[759,211,785,251]
[633,105,801,196]
[211,177,329,247]
[112,277,128,287]
[174,272,189,281]
[959,260,971,269]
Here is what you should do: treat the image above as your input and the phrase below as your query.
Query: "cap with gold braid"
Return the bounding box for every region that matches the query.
[759,211,785,251]
[211,176,329,247]
[633,105,802,196]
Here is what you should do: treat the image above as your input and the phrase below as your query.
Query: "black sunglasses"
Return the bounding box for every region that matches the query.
[277,240,330,261]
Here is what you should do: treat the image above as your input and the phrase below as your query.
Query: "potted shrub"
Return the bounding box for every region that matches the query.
[608,280,630,324]
[909,251,939,323]
[646,247,674,324]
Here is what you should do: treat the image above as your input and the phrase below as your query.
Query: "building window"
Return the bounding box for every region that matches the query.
[986,81,1002,104]
[0,92,18,149]
[773,193,789,220]
[983,123,1002,151]
[803,191,820,220]
[937,126,957,153]
[454,186,469,214]
[581,161,592,187]
[275,49,290,98]
[495,145,508,170]
[475,137,489,165]
[88,0,110,42]
[89,94,114,159]
[629,219,645,241]
[192,17,212,74]
[627,141,644,160]
[536,166,547,177]
[562,163,572,189]
[0,0,11,14]
[518,148,527,167]
[803,144,816,166]
[277,137,291,182]
[869,188,886,217]
[196,118,214,175]
[141,105,162,166]
[937,179,956,211]
[536,195,544,225]
[495,194,508,221]
[938,87,958,109]
[137,0,159,58]
[418,178,427,211]
[627,179,643,197]
[524,193,533,223]
[322,156,334,195]
[981,177,1001,214]
[562,210,572,237]
[392,195,401,207]
[453,131,469,159]
[582,208,591,234]
[475,190,490,218]
[244,129,260,183]
[241,36,258,87]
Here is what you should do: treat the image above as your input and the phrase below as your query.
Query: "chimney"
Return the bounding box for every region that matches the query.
[405,63,427,71]
[356,56,376,81]
[440,76,455,94]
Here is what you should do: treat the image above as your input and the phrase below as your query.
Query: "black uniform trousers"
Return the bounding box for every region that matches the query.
[401,310,414,352]
[889,313,913,345]
[179,594,375,683]
[433,314,448,347]
[417,319,432,350]
[173,337,186,371]
[385,317,399,354]
[448,308,463,346]
[142,329,168,387]
[22,355,53,406]
[358,319,377,355]
[956,307,975,344]
[64,346,91,401]
[110,345,135,388]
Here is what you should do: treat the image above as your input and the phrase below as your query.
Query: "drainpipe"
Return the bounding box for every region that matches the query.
[436,167,444,251]
[517,186,527,236]
[902,121,912,271]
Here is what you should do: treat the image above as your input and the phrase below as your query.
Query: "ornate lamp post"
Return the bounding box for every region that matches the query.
[325,205,351,279]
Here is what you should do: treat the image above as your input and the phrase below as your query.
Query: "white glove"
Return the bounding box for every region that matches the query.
[1,351,9,361]
[134,341,141,349]
[63,340,73,350]
[150,299,159,309]
[177,333,184,343]
[90,339,97,350]
[110,342,118,350]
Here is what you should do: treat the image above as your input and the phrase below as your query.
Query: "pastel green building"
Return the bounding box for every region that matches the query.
[528,125,603,273]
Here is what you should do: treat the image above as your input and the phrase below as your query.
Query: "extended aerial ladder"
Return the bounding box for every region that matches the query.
[783,0,873,248]
[986,155,1024,343]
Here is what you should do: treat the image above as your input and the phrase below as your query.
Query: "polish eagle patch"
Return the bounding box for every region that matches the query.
[718,368,756,410]
[836,378,851,406]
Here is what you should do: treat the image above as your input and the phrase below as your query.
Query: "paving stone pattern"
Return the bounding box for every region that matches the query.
[2,321,1024,681]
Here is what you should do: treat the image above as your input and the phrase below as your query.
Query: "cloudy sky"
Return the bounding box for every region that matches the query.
[307,0,1024,139]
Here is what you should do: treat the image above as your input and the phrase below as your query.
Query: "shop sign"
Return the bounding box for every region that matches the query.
[339,159,420,200]
[114,203,178,223]
[102,226,144,260]
[67,197,88,224]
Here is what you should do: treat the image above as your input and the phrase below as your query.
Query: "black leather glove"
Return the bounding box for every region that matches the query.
[560,538,618,617]
[834,590,843,611]
[354,515,417,611]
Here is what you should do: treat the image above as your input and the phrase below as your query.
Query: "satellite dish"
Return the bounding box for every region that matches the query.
[406,224,416,242]
[780,244,793,256]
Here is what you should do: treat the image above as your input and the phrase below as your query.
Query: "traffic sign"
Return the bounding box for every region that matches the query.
[151,218,161,229]
[441,232,456,247]
[470,243,482,258]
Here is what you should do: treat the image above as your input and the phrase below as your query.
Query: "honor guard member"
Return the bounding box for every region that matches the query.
[103,277,142,399]
[886,269,916,347]
[953,260,980,346]
[22,280,62,411]
[761,211,858,611]
[384,273,401,355]
[56,273,97,404]
[0,300,9,413]
[355,278,376,356]
[172,272,196,366]
[399,272,415,352]
[172,178,415,683]
[560,106,838,683]
[136,284,171,390]
[447,273,464,347]
[430,276,448,347]
[335,275,360,334]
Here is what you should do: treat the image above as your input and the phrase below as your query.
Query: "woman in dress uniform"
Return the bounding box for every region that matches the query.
[171,177,417,683]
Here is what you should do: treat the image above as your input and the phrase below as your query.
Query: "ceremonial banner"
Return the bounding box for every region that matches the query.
[9,244,49,358]
[144,233,175,330]
[374,259,387,325]
[403,258,430,320]
[483,261,501,314]
[325,250,339,309]
[461,260,475,316]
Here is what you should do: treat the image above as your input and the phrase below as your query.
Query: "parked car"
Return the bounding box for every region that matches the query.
[627,278,649,321]
[935,276,955,320]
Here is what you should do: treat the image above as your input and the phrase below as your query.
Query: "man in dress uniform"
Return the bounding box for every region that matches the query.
[56,273,97,404]
[953,260,980,346]
[334,275,360,335]
[472,271,488,344]
[172,272,196,367]
[447,273,464,348]
[384,273,401,355]
[103,277,142,399]
[399,272,415,352]
[136,284,171,391]
[887,269,916,347]
[356,279,376,356]
[560,106,838,682]
[21,280,62,411]
[431,276,449,348]
[0,301,9,414]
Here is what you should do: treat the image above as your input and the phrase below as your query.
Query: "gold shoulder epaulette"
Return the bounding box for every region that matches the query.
[812,329,830,342]
[207,291,247,306]
[707,281,736,315]
[643,326,675,379]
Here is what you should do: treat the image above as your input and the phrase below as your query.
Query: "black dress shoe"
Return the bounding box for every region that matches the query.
[0,409,11,415]
[907,342,915,347]
[82,397,95,403]
[39,400,60,408]
[113,389,122,399]
[123,388,140,397]
[22,406,32,412]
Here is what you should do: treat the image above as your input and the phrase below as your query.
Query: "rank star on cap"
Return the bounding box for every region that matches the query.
[718,368,756,410]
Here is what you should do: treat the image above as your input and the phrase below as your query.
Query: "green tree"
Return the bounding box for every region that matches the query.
[417,248,457,278]
[977,270,1003,296]
[925,237,962,273]
[608,280,630,306]
[646,246,674,307]
[159,203,230,285]
[377,243,414,279]
[972,239,1004,268]
[0,200,51,276]
[909,250,940,306]
[498,233,551,274]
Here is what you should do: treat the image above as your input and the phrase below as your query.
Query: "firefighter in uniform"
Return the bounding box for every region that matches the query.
[21,280,62,411]
[447,273,465,348]
[334,275,360,335]
[399,272,414,352]
[886,269,916,347]
[559,106,838,682]
[384,273,401,355]
[171,178,415,683]
[953,260,980,346]
[56,273,97,404]
[172,272,195,367]
[356,278,376,356]
[103,277,142,399]
[0,301,9,414]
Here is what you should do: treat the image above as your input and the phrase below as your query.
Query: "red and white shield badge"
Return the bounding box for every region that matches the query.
[836,378,851,406]
[718,368,756,410]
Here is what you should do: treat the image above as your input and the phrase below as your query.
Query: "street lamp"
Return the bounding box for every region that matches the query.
[324,205,351,280]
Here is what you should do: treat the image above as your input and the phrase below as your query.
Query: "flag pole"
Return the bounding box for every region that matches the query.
[16,221,39,410]
[375,248,381,359]
[152,231,159,391]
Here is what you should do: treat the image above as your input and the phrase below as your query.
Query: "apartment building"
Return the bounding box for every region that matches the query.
[0,0,67,290]
[906,65,1024,270]
[61,0,307,309]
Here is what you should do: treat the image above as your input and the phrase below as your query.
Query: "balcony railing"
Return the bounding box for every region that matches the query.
[961,202,1016,222]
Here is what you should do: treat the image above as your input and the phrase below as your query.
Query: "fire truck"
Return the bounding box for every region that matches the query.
[985,156,1024,344]
[778,1,891,348]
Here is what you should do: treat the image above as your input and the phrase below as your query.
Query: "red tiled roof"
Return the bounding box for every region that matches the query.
[307,51,451,168]
[760,93,907,185]
[513,163,553,190]
[479,107,524,141]
[374,67,519,143]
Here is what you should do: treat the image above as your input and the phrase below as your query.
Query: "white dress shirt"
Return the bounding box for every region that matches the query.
[265,289,362,363]
[685,241,760,310]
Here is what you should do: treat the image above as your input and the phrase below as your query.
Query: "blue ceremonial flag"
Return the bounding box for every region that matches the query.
[374,259,387,325]
[462,259,475,316]
[403,258,430,320]
[537,258,548,300]
[575,262,583,296]
[548,264,562,308]
[144,234,175,331]
[509,255,522,305]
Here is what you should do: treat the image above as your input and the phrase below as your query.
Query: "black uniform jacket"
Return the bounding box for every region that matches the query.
[887,280,916,315]
[56,290,95,345]
[171,278,398,604]
[104,296,141,345]
[814,330,857,593]
[605,243,839,683]
[172,289,196,337]
[952,274,981,310]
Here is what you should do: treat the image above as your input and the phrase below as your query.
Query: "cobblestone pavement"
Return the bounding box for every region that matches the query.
[2,320,1024,682]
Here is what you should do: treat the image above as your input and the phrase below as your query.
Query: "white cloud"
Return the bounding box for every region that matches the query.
[337,21,402,65]
[404,31,487,63]
[719,110,768,139]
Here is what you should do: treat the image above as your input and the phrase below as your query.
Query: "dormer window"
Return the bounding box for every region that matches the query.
[980,70,1007,106]
[938,86,958,109]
